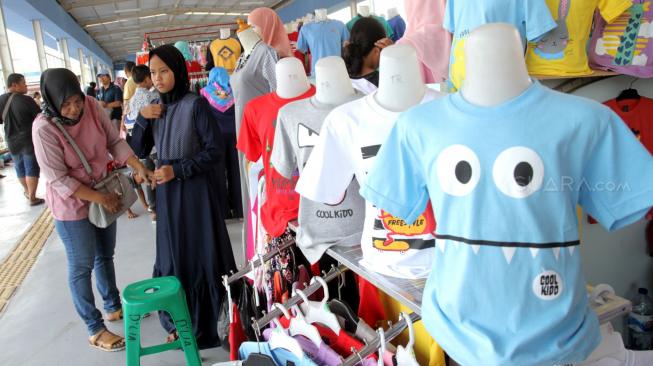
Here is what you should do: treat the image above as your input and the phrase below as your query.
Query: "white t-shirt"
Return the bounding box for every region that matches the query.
[350,78,377,95]
[296,89,443,278]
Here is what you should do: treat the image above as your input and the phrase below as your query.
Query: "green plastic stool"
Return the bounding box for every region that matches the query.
[121,276,201,366]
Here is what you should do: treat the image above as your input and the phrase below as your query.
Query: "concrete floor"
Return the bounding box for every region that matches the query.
[0,165,242,366]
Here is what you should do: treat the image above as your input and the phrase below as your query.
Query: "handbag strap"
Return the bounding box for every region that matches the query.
[51,120,96,185]
[2,93,16,122]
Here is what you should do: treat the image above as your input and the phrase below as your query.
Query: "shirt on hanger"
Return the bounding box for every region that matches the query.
[604,96,653,155]
[262,328,343,366]
[296,90,443,279]
[346,15,394,40]
[444,0,556,90]
[239,341,318,366]
[210,38,242,74]
[297,20,349,73]
[589,2,653,78]
[388,15,406,41]
[360,81,653,366]
[237,86,316,237]
[270,96,366,264]
[526,0,633,77]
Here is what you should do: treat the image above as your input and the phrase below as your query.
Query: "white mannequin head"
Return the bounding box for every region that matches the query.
[315,8,328,21]
[387,7,399,19]
[275,57,311,99]
[461,23,531,107]
[291,21,299,32]
[237,27,261,56]
[304,12,315,23]
[220,28,231,40]
[375,44,426,112]
[315,56,355,105]
[358,5,370,17]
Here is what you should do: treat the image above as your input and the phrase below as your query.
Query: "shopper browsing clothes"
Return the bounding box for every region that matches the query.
[133,45,237,349]
[0,73,45,205]
[32,68,151,352]
[343,17,394,94]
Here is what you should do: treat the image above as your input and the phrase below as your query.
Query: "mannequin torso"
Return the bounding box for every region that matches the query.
[220,28,231,40]
[375,44,426,112]
[315,8,328,22]
[238,28,261,57]
[315,57,356,105]
[461,23,531,107]
[275,57,311,99]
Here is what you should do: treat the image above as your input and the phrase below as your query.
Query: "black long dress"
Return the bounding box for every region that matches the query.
[132,93,237,349]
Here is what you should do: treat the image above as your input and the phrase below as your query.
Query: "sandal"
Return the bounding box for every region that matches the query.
[29,198,45,206]
[166,331,179,343]
[89,329,125,352]
[106,308,123,322]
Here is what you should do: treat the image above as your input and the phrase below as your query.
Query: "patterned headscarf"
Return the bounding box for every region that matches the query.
[200,67,234,112]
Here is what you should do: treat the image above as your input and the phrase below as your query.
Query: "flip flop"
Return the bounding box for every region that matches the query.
[29,198,45,206]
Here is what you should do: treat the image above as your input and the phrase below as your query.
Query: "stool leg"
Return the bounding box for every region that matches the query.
[169,309,201,366]
[124,308,143,366]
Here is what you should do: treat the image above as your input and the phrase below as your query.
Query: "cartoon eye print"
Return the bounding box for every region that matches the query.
[436,145,481,196]
[493,147,544,199]
[297,123,320,148]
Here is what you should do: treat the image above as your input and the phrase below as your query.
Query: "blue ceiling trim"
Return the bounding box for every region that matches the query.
[276,0,350,23]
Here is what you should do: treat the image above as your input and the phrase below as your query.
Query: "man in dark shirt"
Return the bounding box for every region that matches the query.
[0,73,44,205]
[85,81,97,98]
[96,69,123,131]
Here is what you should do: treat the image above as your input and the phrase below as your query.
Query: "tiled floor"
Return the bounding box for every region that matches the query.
[0,166,241,365]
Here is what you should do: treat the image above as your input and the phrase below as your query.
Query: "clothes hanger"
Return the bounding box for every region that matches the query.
[395,312,419,366]
[377,327,386,366]
[297,276,342,334]
[280,299,323,347]
[328,298,359,333]
[616,77,641,102]
[268,303,305,359]
[243,320,276,366]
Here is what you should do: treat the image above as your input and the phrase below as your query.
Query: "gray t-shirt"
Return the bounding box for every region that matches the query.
[271,95,365,263]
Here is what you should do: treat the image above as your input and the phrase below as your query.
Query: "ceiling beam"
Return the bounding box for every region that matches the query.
[78,7,250,27]
[88,21,233,37]
[62,0,122,11]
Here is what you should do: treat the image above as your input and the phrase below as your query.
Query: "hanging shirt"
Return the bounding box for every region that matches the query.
[297,19,349,73]
[210,38,242,75]
[360,81,653,366]
[296,90,442,279]
[238,341,318,366]
[237,87,316,237]
[346,15,394,40]
[444,0,556,90]
[526,0,633,77]
[262,329,343,366]
[388,15,406,41]
[604,96,653,155]
[271,95,365,264]
[589,2,653,78]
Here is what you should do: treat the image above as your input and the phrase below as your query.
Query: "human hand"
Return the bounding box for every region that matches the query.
[100,192,122,214]
[375,38,394,50]
[140,104,164,119]
[99,101,108,108]
[153,165,175,184]
[134,164,153,186]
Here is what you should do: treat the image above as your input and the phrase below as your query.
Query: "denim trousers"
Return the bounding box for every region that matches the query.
[54,219,121,336]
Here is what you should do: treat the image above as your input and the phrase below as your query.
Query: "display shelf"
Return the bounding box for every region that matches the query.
[327,244,630,323]
[326,245,425,315]
[531,70,618,80]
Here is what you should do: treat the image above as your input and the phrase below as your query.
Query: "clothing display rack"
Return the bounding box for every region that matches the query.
[341,312,421,366]
[252,264,348,332]
[224,236,296,286]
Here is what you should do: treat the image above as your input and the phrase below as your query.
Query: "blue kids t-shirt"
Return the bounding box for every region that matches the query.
[239,341,318,366]
[360,81,653,366]
[297,19,349,73]
[444,0,556,90]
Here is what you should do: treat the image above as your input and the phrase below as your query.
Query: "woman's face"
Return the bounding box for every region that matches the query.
[149,55,175,94]
[60,94,84,121]
[365,46,382,70]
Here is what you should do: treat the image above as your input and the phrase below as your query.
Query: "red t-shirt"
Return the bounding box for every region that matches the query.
[604,97,653,155]
[237,87,316,236]
[288,31,309,75]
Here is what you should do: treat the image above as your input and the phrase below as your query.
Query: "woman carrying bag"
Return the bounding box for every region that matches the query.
[32,68,152,352]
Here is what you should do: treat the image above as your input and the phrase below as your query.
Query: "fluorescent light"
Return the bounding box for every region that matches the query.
[227,12,249,16]
[115,8,141,13]
[185,11,211,15]
[86,20,120,27]
[139,13,167,19]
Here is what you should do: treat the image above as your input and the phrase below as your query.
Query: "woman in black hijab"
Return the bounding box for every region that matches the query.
[33,68,151,352]
[133,45,236,349]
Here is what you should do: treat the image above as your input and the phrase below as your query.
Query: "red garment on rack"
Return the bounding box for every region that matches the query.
[288,31,309,75]
[229,302,247,361]
[357,277,387,328]
[186,60,202,74]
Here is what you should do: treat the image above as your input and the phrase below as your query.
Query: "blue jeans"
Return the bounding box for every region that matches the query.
[11,153,40,178]
[54,219,121,336]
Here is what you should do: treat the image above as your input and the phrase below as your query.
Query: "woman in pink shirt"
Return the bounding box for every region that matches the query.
[32,68,151,352]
